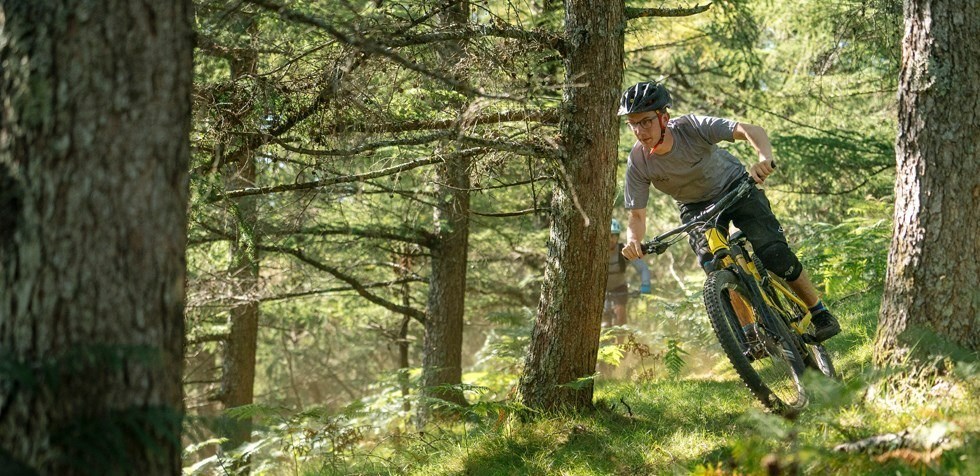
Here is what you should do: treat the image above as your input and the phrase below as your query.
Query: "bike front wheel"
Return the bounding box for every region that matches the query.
[703,269,808,413]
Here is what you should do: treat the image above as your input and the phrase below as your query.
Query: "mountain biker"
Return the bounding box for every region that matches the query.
[616,81,840,344]
[605,218,651,327]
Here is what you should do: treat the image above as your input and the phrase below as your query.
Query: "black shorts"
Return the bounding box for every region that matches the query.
[679,178,788,269]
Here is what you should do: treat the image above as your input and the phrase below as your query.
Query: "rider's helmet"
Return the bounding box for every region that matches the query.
[610,219,622,235]
[618,81,672,116]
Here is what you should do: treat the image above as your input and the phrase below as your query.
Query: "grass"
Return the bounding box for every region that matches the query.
[291,287,979,476]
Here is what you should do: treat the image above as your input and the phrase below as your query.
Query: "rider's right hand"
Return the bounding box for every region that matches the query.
[622,240,644,260]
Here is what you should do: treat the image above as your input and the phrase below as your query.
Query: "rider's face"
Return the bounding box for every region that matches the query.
[626,111,664,147]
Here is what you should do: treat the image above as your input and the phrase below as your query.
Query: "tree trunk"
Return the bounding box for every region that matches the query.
[218,15,261,469]
[0,1,192,474]
[875,0,980,366]
[421,154,471,409]
[518,0,624,411]
[421,1,471,416]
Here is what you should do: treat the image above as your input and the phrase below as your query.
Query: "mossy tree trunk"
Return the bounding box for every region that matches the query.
[875,0,980,366]
[0,1,192,474]
[518,0,624,411]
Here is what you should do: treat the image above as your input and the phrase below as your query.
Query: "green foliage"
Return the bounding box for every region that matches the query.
[177,0,980,474]
[557,374,597,392]
[791,197,892,297]
[663,338,689,377]
[184,404,369,475]
[712,360,980,476]
[596,340,626,368]
[287,285,980,476]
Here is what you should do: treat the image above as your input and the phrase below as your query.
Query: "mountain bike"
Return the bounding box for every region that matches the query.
[640,177,836,414]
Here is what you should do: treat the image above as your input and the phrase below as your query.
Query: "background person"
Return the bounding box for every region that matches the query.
[605,218,651,327]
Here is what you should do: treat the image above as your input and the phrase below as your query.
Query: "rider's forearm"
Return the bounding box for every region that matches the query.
[735,123,774,162]
[626,208,646,244]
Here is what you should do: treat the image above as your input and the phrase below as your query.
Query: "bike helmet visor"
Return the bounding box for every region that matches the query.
[618,81,671,116]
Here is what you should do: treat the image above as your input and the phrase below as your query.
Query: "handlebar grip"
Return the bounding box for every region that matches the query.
[641,240,668,256]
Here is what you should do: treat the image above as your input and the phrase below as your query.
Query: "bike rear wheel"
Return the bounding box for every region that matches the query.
[704,269,808,413]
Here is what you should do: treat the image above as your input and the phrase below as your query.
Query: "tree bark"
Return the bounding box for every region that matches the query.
[518,0,624,411]
[0,1,192,474]
[421,153,471,409]
[875,0,980,365]
[420,0,472,417]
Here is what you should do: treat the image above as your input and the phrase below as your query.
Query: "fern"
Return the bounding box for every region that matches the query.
[664,339,689,377]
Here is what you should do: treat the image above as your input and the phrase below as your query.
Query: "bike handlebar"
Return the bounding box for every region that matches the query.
[640,175,760,256]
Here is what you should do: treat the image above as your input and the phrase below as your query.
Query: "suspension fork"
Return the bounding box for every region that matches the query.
[722,240,783,335]
[706,229,756,328]
[726,256,780,332]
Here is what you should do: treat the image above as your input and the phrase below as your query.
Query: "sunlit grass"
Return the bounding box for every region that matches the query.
[286,286,980,476]
[230,235,979,476]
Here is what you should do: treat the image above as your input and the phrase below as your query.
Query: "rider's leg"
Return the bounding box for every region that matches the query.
[785,270,819,307]
[731,186,841,343]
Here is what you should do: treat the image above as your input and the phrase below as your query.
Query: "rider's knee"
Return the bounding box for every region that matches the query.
[757,242,803,281]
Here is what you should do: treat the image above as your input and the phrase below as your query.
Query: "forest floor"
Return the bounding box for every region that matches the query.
[309,290,979,476]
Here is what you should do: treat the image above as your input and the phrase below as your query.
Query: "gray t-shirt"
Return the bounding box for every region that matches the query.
[624,115,745,207]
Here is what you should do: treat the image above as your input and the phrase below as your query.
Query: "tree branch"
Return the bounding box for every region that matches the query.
[328,108,559,134]
[244,0,514,100]
[282,224,437,248]
[471,207,551,217]
[626,3,713,20]
[193,79,334,175]
[259,277,425,303]
[216,148,487,201]
[768,164,894,195]
[272,131,455,157]
[193,47,368,175]
[458,135,558,159]
[259,245,426,324]
[383,24,565,54]
[187,333,230,346]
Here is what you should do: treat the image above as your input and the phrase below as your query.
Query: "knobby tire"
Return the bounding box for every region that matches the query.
[703,269,808,414]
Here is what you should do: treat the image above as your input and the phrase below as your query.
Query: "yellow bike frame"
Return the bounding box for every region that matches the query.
[705,228,813,335]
